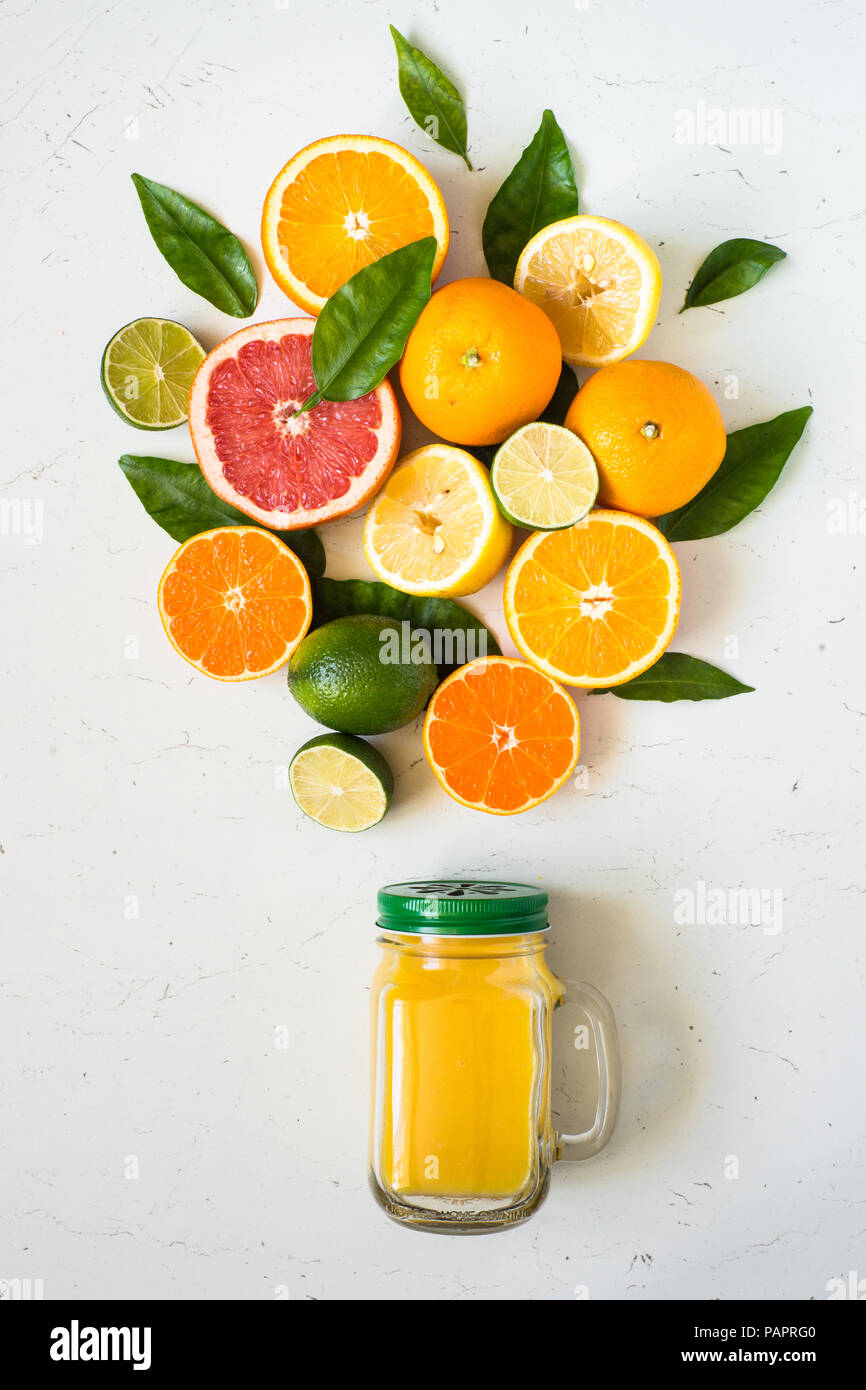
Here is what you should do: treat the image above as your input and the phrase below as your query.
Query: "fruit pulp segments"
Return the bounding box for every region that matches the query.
[206,333,380,513]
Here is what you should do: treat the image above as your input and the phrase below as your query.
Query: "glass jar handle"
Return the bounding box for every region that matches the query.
[555,979,620,1161]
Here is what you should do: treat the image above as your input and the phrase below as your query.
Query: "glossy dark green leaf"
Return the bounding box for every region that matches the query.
[540,361,579,425]
[593,653,754,701]
[390,26,471,169]
[300,237,437,411]
[131,173,258,318]
[482,110,579,285]
[312,577,499,679]
[682,238,786,311]
[656,407,812,541]
[118,455,325,577]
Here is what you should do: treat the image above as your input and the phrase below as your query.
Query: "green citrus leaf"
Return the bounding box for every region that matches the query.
[390,26,471,169]
[131,174,257,318]
[656,407,812,541]
[118,455,325,577]
[307,237,437,406]
[593,653,754,701]
[682,238,786,311]
[312,577,499,680]
[482,110,579,285]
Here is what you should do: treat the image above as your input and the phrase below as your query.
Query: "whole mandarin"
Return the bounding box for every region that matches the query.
[565,359,726,517]
[399,277,562,446]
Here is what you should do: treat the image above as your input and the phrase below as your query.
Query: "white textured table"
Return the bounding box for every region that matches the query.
[2,0,863,1301]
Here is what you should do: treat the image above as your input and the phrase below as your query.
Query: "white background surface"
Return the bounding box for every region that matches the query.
[2,0,864,1301]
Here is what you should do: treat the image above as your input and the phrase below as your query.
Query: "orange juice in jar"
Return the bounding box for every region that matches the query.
[369,881,620,1233]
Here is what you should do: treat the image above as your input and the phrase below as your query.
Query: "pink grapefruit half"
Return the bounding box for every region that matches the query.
[189,319,401,530]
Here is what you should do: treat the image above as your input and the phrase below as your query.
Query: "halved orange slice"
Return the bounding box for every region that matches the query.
[504,511,681,688]
[262,135,449,314]
[423,656,580,815]
[158,527,312,681]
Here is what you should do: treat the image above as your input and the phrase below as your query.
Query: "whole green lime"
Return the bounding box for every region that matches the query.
[287,615,438,734]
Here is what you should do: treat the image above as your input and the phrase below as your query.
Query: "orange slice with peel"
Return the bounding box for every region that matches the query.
[503,510,681,688]
[262,135,449,314]
[158,526,312,681]
[423,656,580,815]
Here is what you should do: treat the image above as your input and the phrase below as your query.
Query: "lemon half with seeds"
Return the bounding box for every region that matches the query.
[514,215,661,368]
[363,444,513,597]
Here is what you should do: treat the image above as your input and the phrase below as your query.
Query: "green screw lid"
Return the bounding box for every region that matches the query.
[377,880,549,936]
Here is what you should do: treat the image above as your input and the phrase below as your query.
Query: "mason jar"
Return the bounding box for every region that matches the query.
[369,880,620,1234]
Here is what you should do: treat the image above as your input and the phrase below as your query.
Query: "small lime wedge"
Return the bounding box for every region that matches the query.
[101,317,205,429]
[289,732,393,832]
[491,421,599,529]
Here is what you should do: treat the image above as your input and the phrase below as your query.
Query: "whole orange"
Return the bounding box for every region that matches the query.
[399,277,562,446]
[565,360,726,517]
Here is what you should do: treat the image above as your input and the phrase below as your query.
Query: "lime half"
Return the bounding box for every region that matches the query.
[491,422,599,529]
[289,733,393,832]
[101,317,205,429]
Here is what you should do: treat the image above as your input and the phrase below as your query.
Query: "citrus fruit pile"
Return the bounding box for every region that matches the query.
[107,126,741,831]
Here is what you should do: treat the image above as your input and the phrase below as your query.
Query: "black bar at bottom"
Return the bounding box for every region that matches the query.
[3,1297,862,1375]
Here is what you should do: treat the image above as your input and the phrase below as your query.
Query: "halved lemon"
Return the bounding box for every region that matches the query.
[289,733,393,832]
[491,422,598,529]
[503,510,681,687]
[514,215,662,368]
[262,134,449,315]
[363,445,513,597]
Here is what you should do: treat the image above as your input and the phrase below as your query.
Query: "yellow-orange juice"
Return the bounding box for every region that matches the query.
[370,932,561,1202]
